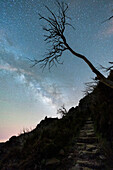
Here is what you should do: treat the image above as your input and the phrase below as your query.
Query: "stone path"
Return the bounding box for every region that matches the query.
[70,118,105,170]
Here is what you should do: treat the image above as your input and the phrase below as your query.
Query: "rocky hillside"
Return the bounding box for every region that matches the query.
[0,71,113,170]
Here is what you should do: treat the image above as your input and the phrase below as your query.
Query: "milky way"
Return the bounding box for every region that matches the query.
[0,0,113,141]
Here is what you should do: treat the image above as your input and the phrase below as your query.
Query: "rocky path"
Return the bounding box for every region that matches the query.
[70,118,105,170]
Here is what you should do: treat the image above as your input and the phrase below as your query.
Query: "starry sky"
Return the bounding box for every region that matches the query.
[0,0,113,142]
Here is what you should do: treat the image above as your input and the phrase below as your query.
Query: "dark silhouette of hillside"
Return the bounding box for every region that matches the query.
[0,70,113,170]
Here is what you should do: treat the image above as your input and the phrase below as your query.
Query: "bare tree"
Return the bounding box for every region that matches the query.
[57,104,67,117]
[31,1,113,89]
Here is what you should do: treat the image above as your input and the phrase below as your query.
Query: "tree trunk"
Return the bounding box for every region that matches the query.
[62,35,113,89]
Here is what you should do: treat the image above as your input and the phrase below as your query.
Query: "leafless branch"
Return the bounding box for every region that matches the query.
[109,62,113,64]
[102,15,113,23]
[83,78,99,95]
[57,104,67,117]
[31,1,74,70]
[27,57,39,68]
[99,63,113,72]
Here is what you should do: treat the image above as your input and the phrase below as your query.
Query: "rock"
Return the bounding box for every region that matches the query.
[59,149,65,155]
[9,135,17,141]
[71,165,92,170]
[99,155,106,160]
[46,158,60,166]
[68,152,74,159]
[70,164,80,170]
[68,155,72,159]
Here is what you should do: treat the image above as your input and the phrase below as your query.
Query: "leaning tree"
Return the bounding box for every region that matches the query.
[30,1,113,89]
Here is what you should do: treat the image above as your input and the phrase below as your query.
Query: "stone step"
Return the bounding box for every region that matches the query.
[81,127,94,131]
[80,129,95,133]
[70,165,92,170]
[77,137,98,144]
[83,124,94,129]
[86,144,97,151]
[87,117,92,121]
[85,120,94,124]
[79,132,95,138]
[77,143,97,147]
[78,149,100,159]
[76,160,104,169]
[79,149,100,155]
[80,167,93,170]
[75,117,105,169]
[76,143,87,150]
[76,142,86,146]
[77,143,98,152]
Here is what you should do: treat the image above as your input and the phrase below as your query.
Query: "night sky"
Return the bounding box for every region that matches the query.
[0,0,113,142]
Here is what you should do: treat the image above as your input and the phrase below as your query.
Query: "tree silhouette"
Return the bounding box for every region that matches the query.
[31,1,113,89]
[101,14,113,73]
[102,15,113,23]
[57,104,67,117]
